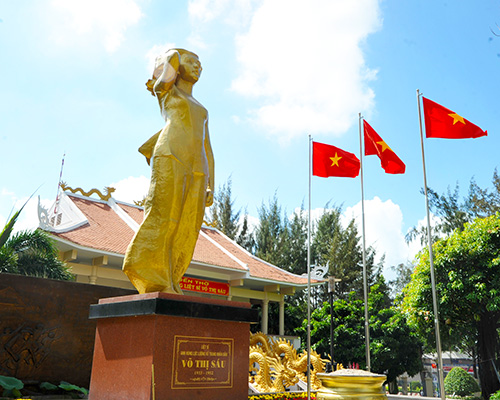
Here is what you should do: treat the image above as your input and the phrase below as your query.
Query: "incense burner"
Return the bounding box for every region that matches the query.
[316,369,387,400]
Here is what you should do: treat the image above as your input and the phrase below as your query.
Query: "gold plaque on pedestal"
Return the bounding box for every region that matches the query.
[172,335,234,389]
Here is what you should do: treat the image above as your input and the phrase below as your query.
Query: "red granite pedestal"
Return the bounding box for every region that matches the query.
[88,292,258,400]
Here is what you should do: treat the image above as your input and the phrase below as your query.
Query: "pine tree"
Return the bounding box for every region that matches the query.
[254,194,287,268]
[282,206,308,275]
[208,177,240,239]
[312,207,380,301]
[236,211,255,253]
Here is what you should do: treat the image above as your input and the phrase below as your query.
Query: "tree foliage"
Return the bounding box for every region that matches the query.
[469,169,500,218]
[298,276,422,391]
[1,229,74,280]
[235,211,255,253]
[444,367,480,397]
[209,176,240,239]
[312,206,381,301]
[0,212,72,282]
[1,197,73,281]
[389,261,414,298]
[280,206,308,276]
[207,177,255,252]
[407,169,500,245]
[402,213,500,398]
[254,194,288,268]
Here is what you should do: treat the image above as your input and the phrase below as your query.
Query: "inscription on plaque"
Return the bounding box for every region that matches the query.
[171,335,233,389]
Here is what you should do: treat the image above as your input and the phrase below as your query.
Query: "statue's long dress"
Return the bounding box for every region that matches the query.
[123,85,209,294]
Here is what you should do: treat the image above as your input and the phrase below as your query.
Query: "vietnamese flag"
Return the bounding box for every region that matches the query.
[363,120,406,174]
[423,97,487,139]
[312,141,360,178]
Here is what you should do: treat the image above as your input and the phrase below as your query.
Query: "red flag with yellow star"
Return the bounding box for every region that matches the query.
[423,97,487,139]
[363,120,406,174]
[312,141,360,178]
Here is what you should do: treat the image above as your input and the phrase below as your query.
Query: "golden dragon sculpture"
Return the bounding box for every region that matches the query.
[60,182,116,201]
[249,332,329,392]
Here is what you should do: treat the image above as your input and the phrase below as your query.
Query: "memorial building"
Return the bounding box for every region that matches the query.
[38,185,322,336]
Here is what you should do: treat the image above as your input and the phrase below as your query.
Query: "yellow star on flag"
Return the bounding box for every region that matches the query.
[376,140,392,152]
[330,153,342,167]
[448,113,465,125]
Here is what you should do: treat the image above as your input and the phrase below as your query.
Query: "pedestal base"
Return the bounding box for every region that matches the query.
[88,292,258,400]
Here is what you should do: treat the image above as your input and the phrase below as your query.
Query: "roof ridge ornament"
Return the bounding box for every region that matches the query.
[202,219,217,228]
[60,182,116,201]
[133,197,146,207]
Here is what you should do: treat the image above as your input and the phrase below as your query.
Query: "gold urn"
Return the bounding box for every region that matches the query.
[316,369,387,400]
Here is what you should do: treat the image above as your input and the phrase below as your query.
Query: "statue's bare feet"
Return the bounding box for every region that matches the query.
[161,286,177,294]
[173,282,183,294]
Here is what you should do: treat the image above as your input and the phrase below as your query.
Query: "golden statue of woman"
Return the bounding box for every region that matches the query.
[123,48,214,294]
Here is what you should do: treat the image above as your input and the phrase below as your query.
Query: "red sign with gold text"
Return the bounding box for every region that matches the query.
[180,276,230,296]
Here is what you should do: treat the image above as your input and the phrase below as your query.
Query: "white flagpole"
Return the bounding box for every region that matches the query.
[417,89,445,400]
[358,113,371,371]
[307,135,312,400]
[54,152,66,214]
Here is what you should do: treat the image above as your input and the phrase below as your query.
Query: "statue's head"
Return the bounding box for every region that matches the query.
[147,48,201,94]
[175,49,202,84]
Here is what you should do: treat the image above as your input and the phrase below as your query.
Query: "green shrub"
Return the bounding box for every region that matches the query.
[39,381,88,399]
[0,375,23,398]
[410,381,423,393]
[490,389,500,400]
[444,367,480,397]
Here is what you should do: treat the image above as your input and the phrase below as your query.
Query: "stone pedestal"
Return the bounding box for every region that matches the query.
[88,292,258,400]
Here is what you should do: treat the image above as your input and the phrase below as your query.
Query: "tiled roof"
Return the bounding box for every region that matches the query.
[193,231,247,271]
[118,202,143,225]
[201,229,310,285]
[49,193,312,285]
[52,196,134,255]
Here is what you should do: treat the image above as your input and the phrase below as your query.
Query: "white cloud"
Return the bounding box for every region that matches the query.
[342,197,412,278]
[188,0,382,142]
[188,0,228,23]
[1,188,15,197]
[188,0,255,28]
[49,0,143,52]
[109,175,150,204]
[230,0,382,141]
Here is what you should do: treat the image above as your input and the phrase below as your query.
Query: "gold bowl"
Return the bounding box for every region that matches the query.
[316,369,387,400]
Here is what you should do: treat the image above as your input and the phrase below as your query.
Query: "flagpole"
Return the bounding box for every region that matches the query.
[358,113,371,371]
[307,135,312,400]
[54,152,66,214]
[417,89,445,400]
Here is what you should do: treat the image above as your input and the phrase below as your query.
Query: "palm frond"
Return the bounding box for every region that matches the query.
[0,188,39,249]
[0,247,19,273]
[0,208,23,249]
[16,254,74,280]
[7,229,58,257]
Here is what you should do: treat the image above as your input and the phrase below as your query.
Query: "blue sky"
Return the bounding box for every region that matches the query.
[1,0,499,278]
